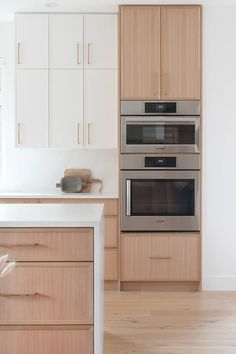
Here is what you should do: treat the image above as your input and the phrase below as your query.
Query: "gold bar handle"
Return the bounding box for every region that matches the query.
[17,42,21,65]
[77,123,80,144]
[77,43,80,64]
[87,123,91,144]
[149,256,172,260]
[87,43,91,65]
[0,243,41,248]
[0,292,40,298]
[17,123,22,145]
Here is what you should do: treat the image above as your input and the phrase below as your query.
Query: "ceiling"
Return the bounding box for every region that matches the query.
[1,0,236,21]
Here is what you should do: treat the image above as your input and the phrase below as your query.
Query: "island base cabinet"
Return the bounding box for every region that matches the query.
[0,325,93,354]
[0,262,93,324]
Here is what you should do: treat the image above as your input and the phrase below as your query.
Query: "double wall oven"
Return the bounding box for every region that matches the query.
[120,101,201,232]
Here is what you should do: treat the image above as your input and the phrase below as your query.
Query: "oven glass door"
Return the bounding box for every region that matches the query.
[122,170,200,231]
[121,116,200,153]
[129,179,194,216]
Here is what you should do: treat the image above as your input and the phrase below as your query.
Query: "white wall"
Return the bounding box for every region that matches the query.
[0,22,119,194]
[1,1,236,289]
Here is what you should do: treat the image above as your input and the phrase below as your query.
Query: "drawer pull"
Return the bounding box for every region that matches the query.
[0,292,40,298]
[0,243,42,248]
[149,256,171,260]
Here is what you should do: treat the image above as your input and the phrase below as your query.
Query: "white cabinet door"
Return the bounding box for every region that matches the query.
[16,70,48,148]
[84,15,118,69]
[50,14,84,69]
[84,70,118,149]
[15,14,48,69]
[50,70,84,148]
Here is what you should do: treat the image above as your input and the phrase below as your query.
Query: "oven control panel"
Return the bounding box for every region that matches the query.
[145,157,176,168]
[145,102,176,114]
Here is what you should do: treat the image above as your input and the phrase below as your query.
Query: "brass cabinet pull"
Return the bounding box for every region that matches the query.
[0,243,41,248]
[149,256,172,260]
[17,42,21,65]
[87,43,91,64]
[0,292,40,298]
[17,123,22,145]
[87,123,91,144]
[77,43,80,64]
[77,123,80,144]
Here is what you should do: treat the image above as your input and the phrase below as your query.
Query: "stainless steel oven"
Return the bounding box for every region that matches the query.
[121,154,200,232]
[121,100,200,154]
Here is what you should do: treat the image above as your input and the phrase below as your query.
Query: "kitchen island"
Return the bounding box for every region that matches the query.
[0,203,104,354]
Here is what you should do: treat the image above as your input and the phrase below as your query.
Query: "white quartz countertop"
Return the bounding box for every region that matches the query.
[0,191,118,199]
[0,203,104,227]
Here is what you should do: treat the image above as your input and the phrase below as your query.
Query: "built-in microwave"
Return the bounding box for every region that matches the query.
[120,101,201,154]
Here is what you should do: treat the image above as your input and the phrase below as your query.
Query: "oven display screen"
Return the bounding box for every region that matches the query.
[145,157,176,168]
[145,102,176,113]
[130,179,194,216]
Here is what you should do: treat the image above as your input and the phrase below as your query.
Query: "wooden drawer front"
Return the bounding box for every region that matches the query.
[0,263,93,324]
[104,216,118,247]
[0,325,93,354]
[121,235,200,281]
[38,198,118,215]
[0,228,93,262]
[105,249,118,281]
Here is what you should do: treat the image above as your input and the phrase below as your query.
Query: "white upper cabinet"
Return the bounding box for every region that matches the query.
[16,70,48,147]
[50,70,84,148]
[49,14,84,69]
[84,70,118,149]
[84,15,118,69]
[15,14,48,69]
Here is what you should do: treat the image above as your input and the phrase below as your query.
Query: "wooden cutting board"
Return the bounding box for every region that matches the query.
[64,169,91,193]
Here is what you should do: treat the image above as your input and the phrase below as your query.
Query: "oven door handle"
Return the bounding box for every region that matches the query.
[125,117,198,124]
[126,179,131,216]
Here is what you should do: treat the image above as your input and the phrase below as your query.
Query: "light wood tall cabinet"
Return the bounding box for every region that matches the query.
[120,5,201,100]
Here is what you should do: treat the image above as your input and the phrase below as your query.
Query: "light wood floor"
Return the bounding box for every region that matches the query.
[104,290,236,354]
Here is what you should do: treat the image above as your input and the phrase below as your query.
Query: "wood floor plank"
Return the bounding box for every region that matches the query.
[104,291,236,354]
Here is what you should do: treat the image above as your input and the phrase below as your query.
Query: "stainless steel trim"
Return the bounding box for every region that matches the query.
[17,123,22,145]
[77,43,80,64]
[121,170,200,232]
[121,100,201,116]
[126,179,131,216]
[120,154,200,170]
[121,116,200,154]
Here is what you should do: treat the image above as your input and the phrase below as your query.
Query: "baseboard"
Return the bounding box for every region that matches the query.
[121,281,200,291]
[104,280,119,290]
[202,276,236,291]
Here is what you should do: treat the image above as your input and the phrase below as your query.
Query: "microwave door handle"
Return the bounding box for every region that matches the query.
[126,180,131,216]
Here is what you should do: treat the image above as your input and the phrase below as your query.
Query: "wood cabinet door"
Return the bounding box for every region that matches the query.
[0,326,93,354]
[15,14,48,69]
[49,14,84,69]
[121,234,200,281]
[84,14,118,69]
[120,6,161,100]
[16,70,48,148]
[0,262,93,324]
[84,70,118,149]
[50,70,84,148]
[161,6,201,100]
